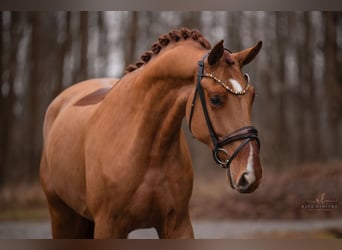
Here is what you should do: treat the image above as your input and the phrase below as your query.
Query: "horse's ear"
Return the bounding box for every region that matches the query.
[208,40,224,66]
[236,41,262,66]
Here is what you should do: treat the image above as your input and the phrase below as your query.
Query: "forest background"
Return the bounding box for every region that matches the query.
[0,11,341,221]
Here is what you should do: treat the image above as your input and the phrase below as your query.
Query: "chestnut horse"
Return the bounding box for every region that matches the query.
[40,28,263,239]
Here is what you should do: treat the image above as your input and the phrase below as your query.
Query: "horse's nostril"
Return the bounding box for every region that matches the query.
[237,173,250,190]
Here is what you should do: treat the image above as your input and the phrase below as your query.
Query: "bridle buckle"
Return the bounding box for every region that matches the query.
[213,148,231,169]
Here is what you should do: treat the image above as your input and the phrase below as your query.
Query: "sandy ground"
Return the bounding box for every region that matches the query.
[0,219,341,239]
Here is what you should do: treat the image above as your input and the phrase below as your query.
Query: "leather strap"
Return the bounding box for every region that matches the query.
[188,52,260,169]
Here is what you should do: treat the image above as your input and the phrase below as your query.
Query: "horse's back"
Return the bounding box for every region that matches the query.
[43,78,118,135]
[40,78,119,219]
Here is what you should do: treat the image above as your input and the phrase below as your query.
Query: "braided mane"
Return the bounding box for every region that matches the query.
[125,28,212,74]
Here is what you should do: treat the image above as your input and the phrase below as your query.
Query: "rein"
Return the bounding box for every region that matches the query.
[188,52,260,169]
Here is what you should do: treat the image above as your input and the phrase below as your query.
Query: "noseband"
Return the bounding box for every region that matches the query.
[188,53,260,169]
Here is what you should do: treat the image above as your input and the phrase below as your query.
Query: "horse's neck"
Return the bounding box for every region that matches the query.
[118,72,193,155]
[103,45,204,156]
[103,43,204,159]
[135,81,193,154]
[133,45,205,151]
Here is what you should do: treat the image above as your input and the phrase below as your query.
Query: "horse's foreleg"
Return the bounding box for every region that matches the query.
[45,194,94,239]
[157,211,194,239]
[93,216,128,239]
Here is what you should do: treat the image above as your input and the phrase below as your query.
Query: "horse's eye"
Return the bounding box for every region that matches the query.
[209,95,223,107]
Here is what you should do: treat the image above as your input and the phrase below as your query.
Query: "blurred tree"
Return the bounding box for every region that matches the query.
[0,12,2,185]
[181,12,201,29]
[0,11,341,187]
[295,12,321,163]
[323,12,342,158]
[304,12,322,161]
[226,12,242,50]
[27,13,43,181]
[54,12,71,97]
[97,12,109,77]
[124,11,138,69]
[0,13,24,186]
[73,12,89,83]
[274,12,289,163]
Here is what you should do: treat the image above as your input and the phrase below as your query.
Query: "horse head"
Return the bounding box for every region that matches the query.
[186,40,263,193]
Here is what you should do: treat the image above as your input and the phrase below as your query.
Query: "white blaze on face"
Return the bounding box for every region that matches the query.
[245,143,256,183]
[229,79,243,92]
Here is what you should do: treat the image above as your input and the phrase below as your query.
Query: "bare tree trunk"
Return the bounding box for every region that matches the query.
[296,12,321,163]
[181,12,201,29]
[0,11,4,186]
[124,11,138,68]
[337,14,342,153]
[323,12,341,158]
[275,12,289,166]
[304,13,322,162]
[54,12,71,97]
[295,13,307,164]
[27,13,42,182]
[226,12,242,51]
[0,12,22,186]
[97,12,108,76]
[52,12,72,97]
[79,12,88,80]
[73,12,88,83]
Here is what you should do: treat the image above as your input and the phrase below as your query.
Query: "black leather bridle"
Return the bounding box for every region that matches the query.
[188,53,260,169]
